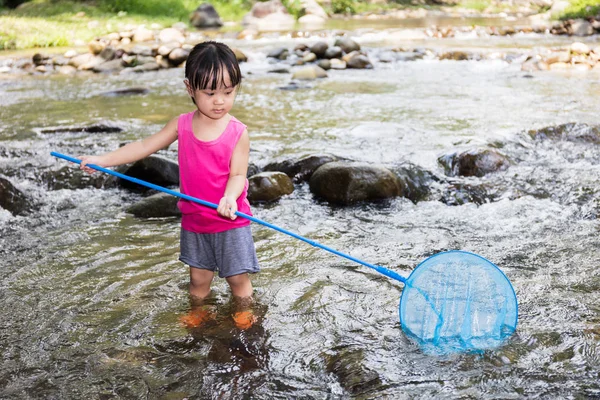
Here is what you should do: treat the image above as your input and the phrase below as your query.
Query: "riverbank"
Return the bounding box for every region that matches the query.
[2,0,596,51]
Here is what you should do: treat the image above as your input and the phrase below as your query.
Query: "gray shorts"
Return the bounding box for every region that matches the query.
[179,226,260,278]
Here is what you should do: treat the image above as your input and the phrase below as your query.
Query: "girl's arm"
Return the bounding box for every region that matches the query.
[79,117,179,172]
[217,129,250,220]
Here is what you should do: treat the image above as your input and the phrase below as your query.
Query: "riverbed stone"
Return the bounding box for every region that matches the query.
[232,48,248,63]
[0,177,32,216]
[390,163,435,203]
[190,3,223,28]
[528,123,600,143]
[309,162,401,205]
[133,26,154,42]
[247,172,294,203]
[168,48,190,66]
[114,156,179,192]
[159,28,185,44]
[441,181,500,206]
[43,166,108,190]
[126,192,181,218]
[324,46,343,60]
[317,59,331,70]
[440,51,470,61]
[346,54,373,69]
[267,47,289,60]
[335,37,361,54]
[570,42,590,55]
[292,65,327,80]
[438,149,510,177]
[93,59,125,73]
[264,154,338,182]
[323,346,382,396]
[310,41,328,58]
[39,123,123,134]
[570,19,594,36]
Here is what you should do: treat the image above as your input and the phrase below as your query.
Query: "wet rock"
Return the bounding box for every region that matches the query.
[324,46,343,59]
[528,123,600,143]
[232,48,248,63]
[264,154,338,182]
[334,37,360,54]
[323,346,382,396]
[247,172,294,203]
[190,3,223,28]
[267,47,289,60]
[158,27,185,43]
[292,65,327,80]
[39,123,123,134]
[247,163,261,177]
[114,156,179,192]
[316,59,331,70]
[126,192,181,218]
[43,166,109,190]
[0,177,32,215]
[132,26,154,42]
[67,53,95,69]
[168,48,190,66]
[570,19,594,36]
[441,182,500,206]
[93,59,125,73]
[390,163,435,203]
[438,149,510,177]
[346,54,373,69]
[98,87,150,97]
[439,51,470,61]
[570,42,590,55]
[309,162,401,205]
[310,41,329,58]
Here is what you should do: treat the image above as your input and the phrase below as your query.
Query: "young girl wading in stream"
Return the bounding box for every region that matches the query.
[80,41,259,330]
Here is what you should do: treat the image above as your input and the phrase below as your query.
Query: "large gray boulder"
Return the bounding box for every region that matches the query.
[309,162,401,205]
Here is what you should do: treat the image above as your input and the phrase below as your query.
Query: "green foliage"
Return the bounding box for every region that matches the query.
[98,0,192,19]
[331,0,356,14]
[459,0,492,12]
[282,0,304,19]
[559,0,600,19]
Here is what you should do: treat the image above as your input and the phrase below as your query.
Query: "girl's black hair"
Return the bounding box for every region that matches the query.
[185,41,242,91]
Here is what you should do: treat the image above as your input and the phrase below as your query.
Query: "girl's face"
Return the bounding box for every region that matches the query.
[185,69,237,121]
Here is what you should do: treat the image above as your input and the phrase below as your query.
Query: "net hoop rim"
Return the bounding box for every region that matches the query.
[399,250,519,334]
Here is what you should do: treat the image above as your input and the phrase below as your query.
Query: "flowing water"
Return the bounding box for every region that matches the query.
[1,20,600,399]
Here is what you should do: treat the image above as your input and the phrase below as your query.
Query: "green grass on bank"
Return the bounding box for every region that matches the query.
[1,0,596,51]
[559,0,600,19]
[0,0,251,50]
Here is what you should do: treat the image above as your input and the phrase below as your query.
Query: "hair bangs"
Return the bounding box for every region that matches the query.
[185,41,242,91]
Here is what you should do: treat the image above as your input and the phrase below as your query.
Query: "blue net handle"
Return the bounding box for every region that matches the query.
[51,151,407,283]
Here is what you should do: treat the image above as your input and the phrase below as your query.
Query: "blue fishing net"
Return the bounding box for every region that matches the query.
[399,251,518,354]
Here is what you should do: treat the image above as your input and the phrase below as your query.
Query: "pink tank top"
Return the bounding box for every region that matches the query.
[177,111,252,233]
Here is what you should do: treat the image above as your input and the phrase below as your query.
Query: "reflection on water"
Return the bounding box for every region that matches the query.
[1,22,600,399]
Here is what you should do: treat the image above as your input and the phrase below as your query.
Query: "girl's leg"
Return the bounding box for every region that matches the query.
[189,267,214,299]
[226,273,256,329]
[180,267,216,328]
[225,273,253,298]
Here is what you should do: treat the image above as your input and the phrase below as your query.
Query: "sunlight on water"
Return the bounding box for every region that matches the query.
[0,25,600,399]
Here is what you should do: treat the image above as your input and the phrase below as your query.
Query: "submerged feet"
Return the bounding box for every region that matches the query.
[232,310,257,330]
[180,306,217,328]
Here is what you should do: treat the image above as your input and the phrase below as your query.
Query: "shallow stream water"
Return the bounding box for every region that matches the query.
[1,19,600,399]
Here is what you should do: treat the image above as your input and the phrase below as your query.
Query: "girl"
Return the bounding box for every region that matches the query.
[80,41,259,330]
